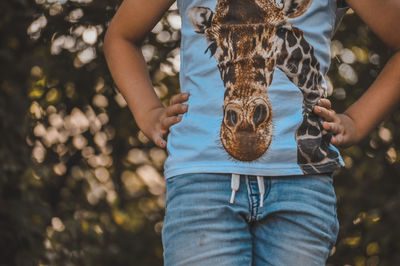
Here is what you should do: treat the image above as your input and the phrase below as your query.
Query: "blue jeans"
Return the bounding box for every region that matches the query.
[162,173,339,266]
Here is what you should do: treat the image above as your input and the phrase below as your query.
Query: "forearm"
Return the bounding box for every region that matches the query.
[344,51,400,141]
[103,34,163,131]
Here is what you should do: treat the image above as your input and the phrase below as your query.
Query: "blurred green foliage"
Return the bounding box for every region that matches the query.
[0,1,399,265]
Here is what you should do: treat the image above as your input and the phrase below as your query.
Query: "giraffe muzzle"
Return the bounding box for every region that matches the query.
[221,99,273,161]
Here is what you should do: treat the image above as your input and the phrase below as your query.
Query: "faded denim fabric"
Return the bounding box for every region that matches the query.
[162,173,339,266]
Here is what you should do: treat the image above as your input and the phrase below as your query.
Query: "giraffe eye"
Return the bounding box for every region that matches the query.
[253,104,268,126]
[226,109,238,127]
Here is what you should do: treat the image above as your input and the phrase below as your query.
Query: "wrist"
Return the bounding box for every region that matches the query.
[136,105,164,134]
[342,111,363,144]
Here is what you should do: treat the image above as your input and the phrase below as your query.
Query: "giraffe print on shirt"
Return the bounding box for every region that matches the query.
[187,0,341,174]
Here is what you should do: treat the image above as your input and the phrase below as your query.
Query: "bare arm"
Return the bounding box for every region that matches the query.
[103,0,188,148]
[314,0,400,147]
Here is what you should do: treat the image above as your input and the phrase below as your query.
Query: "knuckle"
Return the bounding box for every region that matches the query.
[164,117,172,128]
[157,115,164,127]
[165,117,174,127]
[325,123,330,130]
[167,104,175,113]
[171,105,179,114]
[161,109,168,118]
[334,125,339,132]
[160,119,167,129]
[165,106,171,116]
[177,93,186,102]
[174,104,182,113]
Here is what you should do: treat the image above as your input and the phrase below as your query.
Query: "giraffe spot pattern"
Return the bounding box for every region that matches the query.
[187,0,341,174]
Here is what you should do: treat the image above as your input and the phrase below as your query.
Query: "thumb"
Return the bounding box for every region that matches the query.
[152,131,167,148]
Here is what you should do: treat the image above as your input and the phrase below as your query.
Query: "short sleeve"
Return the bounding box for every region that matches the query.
[333,0,349,38]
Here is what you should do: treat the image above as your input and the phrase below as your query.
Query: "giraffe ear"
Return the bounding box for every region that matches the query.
[187,6,214,34]
[281,0,313,18]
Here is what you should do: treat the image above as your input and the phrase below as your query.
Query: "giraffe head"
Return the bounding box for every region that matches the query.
[221,88,273,161]
[187,0,313,161]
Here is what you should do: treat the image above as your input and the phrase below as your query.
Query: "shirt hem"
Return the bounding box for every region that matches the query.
[163,161,343,179]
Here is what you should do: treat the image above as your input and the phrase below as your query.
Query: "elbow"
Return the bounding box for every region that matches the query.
[103,28,114,60]
[103,28,123,63]
[103,27,141,58]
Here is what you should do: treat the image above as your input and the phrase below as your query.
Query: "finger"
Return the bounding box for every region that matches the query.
[322,121,341,134]
[331,134,343,147]
[170,93,190,105]
[166,103,188,117]
[152,131,167,148]
[330,136,338,146]
[314,106,335,122]
[161,115,182,129]
[317,98,332,109]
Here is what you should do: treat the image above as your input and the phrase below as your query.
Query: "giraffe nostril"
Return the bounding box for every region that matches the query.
[226,109,238,127]
[253,104,268,127]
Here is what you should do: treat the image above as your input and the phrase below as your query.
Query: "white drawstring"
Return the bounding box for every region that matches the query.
[230,174,265,207]
[257,176,265,208]
[230,173,240,204]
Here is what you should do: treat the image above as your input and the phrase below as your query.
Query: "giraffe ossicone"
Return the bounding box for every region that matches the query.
[187,0,340,173]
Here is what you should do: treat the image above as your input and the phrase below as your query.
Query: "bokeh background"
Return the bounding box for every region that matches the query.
[1,0,399,265]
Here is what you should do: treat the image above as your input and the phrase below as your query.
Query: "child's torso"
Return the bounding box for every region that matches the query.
[164,0,347,179]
